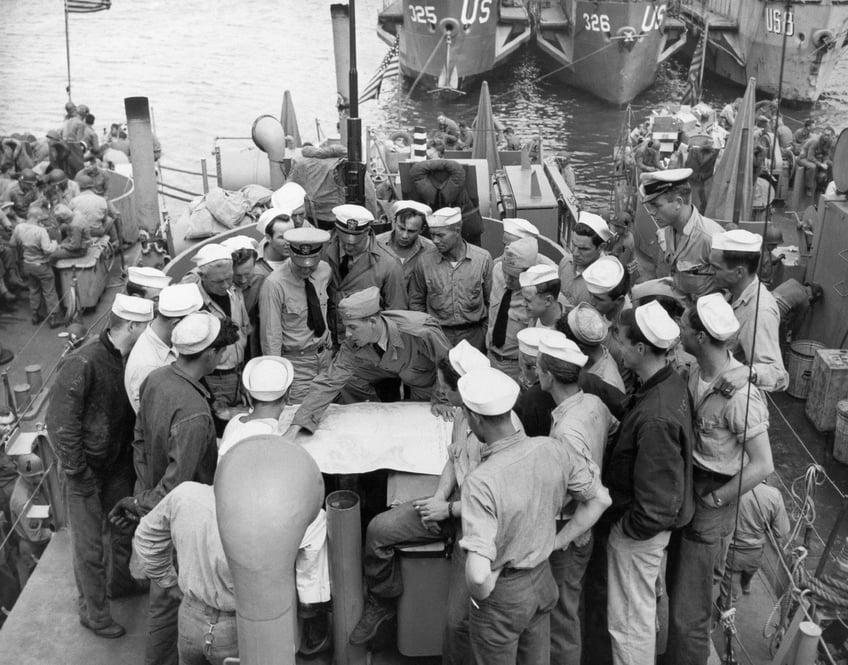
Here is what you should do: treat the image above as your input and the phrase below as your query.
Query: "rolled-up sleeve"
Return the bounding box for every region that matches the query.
[133,495,179,589]
[459,475,498,562]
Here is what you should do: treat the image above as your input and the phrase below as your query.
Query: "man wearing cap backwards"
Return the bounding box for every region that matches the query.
[10,204,61,326]
[285,286,453,434]
[486,236,538,378]
[375,200,435,291]
[259,228,334,402]
[124,283,204,413]
[409,206,493,351]
[708,229,789,394]
[536,331,617,665]
[321,203,406,343]
[109,311,240,665]
[457,366,610,665]
[46,293,154,639]
[183,243,252,410]
[520,264,565,330]
[602,302,694,665]
[512,328,557,436]
[126,265,172,302]
[49,203,91,262]
[558,211,612,308]
[667,295,774,665]
[639,167,723,299]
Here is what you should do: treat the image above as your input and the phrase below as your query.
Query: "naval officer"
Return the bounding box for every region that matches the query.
[285,286,453,435]
[259,227,334,403]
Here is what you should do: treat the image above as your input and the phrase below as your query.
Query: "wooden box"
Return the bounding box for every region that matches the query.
[805,349,848,432]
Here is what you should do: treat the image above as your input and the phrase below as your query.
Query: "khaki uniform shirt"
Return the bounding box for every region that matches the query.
[550,390,617,470]
[193,278,250,371]
[586,347,626,393]
[657,207,724,298]
[733,483,790,551]
[10,222,57,264]
[408,242,493,327]
[731,277,788,392]
[69,190,109,232]
[258,259,331,355]
[486,261,529,358]
[375,230,435,291]
[558,252,593,307]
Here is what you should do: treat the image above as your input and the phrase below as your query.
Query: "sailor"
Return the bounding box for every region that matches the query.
[487,237,538,380]
[513,327,556,436]
[666,294,774,665]
[258,227,333,403]
[109,311,239,665]
[183,243,252,409]
[124,283,204,413]
[602,302,694,665]
[409,206,493,350]
[349,341,492,658]
[221,234,261,313]
[375,200,435,291]
[46,293,154,640]
[708,229,789,393]
[558,211,612,307]
[630,278,695,377]
[582,255,631,324]
[126,265,171,302]
[458,367,610,665]
[519,264,564,329]
[536,331,616,665]
[321,203,407,343]
[639,167,723,299]
[255,207,296,279]
[565,302,626,394]
[284,286,453,435]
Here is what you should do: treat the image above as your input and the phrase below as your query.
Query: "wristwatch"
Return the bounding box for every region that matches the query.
[711,491,724,507]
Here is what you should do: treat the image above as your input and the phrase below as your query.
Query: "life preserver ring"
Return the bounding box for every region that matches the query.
[812,29,835,49]
[389,131,415,149]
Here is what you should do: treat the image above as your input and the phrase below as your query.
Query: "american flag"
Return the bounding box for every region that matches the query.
[359,36,400,104]
[681,24,709,105]
[65,0,111,13]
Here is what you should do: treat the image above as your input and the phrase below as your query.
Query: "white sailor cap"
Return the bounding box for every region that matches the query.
[257,208,296,236]
[428,207,462,228]
[577,211,612,242]
[127,266,171,290]
[192,243,233,267]
[392,200,432,219]
[639,168,693,203]
[567,302,608,346]
[270,182,307,214]
[695,293,739,341]
[111,293,154,323]
[285,227,331,267]
[516,327,546,358]
[157,283,204,319]
[220,235,258,253]
[242,356,294,402]
[503,218,540,240]
[172,312,221,355]
[338,286,381,320]
[333,204,374,234]
[634,300,680,349]
[711,229,763,254]
[519,264,559,289]
[538,330,588,367]
[503,237,539,277]
[448,339,490,376]
[583,256,625,295]
[458,367,520,416]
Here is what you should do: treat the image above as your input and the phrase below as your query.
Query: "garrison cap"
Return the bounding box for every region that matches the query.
[127,266,171,290]
[339,286,381,320]
[111,293,154,323]
[157,283,204,318]
[695,293,739,341]
[458,367,520,416]
[285,227,331,267]
[333,204,374,234]
[639,168,693,203]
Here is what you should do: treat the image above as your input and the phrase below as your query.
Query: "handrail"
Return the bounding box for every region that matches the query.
[159,163,217,178]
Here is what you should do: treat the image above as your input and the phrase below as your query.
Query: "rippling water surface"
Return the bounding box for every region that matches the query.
[1,0,846,207]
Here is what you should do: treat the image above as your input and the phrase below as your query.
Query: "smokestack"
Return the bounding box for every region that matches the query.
[124,97,161,234]
[215,435,324,665]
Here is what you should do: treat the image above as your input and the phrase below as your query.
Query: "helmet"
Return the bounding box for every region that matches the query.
[46,129,62,142]
[764,226,784,245]
[16,453,44,478]
[47,168,68,185]
[77,104,89,115]
[66,322,89,348]
[19,168,37,184]
[74,173,94,190]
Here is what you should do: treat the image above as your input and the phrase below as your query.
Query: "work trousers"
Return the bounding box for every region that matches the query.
[665,473,736,665]
[362,501,469,665]
[22,262,59,318]
[549,532,593,665]
[717,546,763,612]
[65,465,134,629]
[607,522,670,665]
[469,562,558,665]
[487,352,520,382]
[178,596,238,665]
[204,369,242,409]
[147,580,180,665]
[283,346,332,404]
[442,323,486,353]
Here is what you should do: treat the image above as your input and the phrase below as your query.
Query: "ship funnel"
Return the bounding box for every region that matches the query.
[215,435,324,665]
[252,115,287,189]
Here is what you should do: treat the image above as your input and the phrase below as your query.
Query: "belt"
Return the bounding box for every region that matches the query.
[442,320,484,331]
[182,594,236,618]
[693,465,734,484]
[488,348,517,363]
[282,338,330,357]
[208,367,239,377]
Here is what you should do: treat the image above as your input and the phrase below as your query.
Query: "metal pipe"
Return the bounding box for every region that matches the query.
[793,621,822,665]
[331,4,351,106]
[200,159,209,194]
[326,490,367,664]
[124,97,161,234]
[348,0,359,119]
[215,435,324,665]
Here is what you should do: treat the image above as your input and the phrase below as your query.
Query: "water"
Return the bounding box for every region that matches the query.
[1,0,846,208]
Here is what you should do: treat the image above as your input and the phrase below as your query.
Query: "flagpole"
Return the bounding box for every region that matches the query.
[64,0,73,100]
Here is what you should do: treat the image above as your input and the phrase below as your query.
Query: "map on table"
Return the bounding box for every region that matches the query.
[277,402,452,475]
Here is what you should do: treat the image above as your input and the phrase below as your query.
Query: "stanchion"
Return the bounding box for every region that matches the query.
[792,622,821,664]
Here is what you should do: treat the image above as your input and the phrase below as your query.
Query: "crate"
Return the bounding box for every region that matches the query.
[55,239,112,310]
[805,349,848,432]
[396,541,451,657]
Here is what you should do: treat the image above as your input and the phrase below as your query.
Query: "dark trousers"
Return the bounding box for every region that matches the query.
[66,466,134,628]
[469,562,558,665]
[22,261,59,318]
[548,532,593,665]
[665,473,735,665]
[146,581,180,665]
